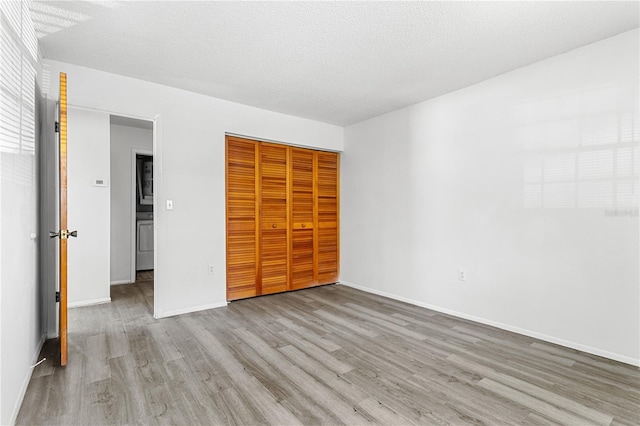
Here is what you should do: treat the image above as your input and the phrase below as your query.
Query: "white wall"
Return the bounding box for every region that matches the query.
[109,123,152,284]
[43,59,343,318]
[0,3,44,424]
[341,29,640,365]
[0,109,41,426]
[67,108,111,306]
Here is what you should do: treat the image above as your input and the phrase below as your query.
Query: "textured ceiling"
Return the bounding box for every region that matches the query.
[32,1,639,126]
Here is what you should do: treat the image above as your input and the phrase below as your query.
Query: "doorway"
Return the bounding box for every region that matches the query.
[109,116,154,308]
[133,152,154,277]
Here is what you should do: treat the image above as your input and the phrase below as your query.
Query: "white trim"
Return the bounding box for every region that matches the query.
[158,301,228,319]
[338,281,640,367]
[225,132,341,153]
[10,335,46,425]
[68,297,111,308]
[152,115,162,320]
[68,103,153,123]
[110,279,133,285]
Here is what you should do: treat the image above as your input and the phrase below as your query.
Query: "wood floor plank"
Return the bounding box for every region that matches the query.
[16,282,640,426]
[16,376,54,424]
[522,411,563,426]
[345,302,411,326]
[105,324,130,359]
[147,321,184,362]
[45,340,85,423]
[391,312,483,344]
[342,368,456,425]
[275,316,342,352]
[453,326,577,367]
[278,329,354,374]
[233,328,371,424]
[277,344,369,406]
[478,378,601,425]
[81,378,129,425]
[180,317,303,425]
[358,397,416,426]
[278,391,343,425]
[313,308,380,338]
[406,370,531,425]
[448,354,614,425]
[84,333,111,384]
[108,354,151,422]
[323,301,430,341]
[219,329,293,402]
[164,357,227,424]
[215,387,269,425]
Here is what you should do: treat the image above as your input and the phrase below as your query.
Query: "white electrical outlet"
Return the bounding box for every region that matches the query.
[458,268,466,281]
[208,264,215,275]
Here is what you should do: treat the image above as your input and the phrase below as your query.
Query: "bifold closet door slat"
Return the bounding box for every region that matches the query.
[290,148,315,290]
[316,151,339,285]
[226,137,259,300]
[260,143,289,295]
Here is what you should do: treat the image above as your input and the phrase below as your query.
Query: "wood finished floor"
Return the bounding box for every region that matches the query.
[17,282,640,426]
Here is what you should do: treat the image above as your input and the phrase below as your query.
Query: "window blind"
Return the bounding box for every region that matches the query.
[0,1,38,186]
[0,0,38,185]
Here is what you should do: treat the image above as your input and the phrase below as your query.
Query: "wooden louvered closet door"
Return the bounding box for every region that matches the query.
[259,143,289,295]
[226,137,259,300]
[226,136,339,300]
[290,148,315,290]
[316,151,339,284]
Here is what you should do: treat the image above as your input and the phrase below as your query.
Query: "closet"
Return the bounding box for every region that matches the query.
[226,135,339,301]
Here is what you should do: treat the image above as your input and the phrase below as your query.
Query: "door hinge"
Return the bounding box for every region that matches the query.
[55,291,60,302]
[55,121,59,133]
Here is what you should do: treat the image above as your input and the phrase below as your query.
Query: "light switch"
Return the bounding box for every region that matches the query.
[166,199,173,210]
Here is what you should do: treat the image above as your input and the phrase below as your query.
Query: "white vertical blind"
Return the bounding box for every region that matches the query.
[0,22,22,154]
[0,2,21,41]
[21,1,37,61]
[0,0,38,162]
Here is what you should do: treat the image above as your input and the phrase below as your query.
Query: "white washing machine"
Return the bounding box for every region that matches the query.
[136,219,154,270]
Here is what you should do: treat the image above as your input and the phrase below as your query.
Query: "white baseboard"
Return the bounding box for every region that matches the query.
[110,280,133,285]
[159,301,228,318]
[10,334,46,425]
[68,297,111,308]
[339,281,640,367]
